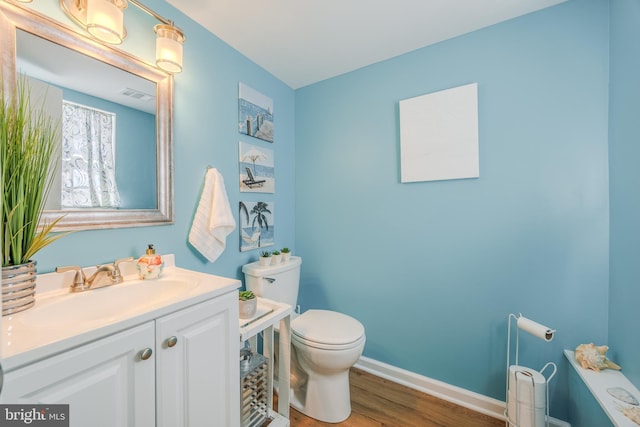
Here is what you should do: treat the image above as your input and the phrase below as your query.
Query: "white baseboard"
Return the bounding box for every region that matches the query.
[355,356,570,427]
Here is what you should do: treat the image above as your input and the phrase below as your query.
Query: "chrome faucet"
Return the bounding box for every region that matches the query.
[56,257,134,292]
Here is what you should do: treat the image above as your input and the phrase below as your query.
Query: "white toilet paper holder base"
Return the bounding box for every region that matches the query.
[505,313,557,427]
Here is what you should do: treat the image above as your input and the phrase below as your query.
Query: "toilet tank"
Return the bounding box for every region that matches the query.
[242,256,301,307]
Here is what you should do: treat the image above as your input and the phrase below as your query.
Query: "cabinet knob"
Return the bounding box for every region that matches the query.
[139,348,153,361]
[166,336,178,348]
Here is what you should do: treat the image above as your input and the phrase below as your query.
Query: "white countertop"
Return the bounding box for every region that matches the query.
[565,350,640,427]
[2,255,240,372]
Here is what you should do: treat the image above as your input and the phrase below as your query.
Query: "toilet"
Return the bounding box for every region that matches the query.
[242,256,366,423]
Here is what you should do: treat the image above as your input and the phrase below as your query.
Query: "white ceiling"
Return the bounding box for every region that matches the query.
[167,0,566,89]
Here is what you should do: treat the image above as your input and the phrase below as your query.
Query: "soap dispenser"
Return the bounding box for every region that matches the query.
[137,244,164,280]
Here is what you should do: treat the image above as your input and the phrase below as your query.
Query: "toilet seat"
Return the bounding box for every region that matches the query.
[292,332,366,350]
[292,310,365,350]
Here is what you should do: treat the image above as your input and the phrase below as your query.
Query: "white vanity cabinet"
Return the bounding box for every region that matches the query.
[1,322,157,427]
[1,291,240,427]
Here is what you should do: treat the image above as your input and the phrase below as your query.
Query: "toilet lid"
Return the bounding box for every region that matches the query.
[292,310,364,346]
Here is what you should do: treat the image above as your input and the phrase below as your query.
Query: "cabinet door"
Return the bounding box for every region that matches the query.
[156,292,240,427]
[0,322,156,427]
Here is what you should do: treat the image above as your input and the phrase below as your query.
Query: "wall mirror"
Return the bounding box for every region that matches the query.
[0,1,174,231]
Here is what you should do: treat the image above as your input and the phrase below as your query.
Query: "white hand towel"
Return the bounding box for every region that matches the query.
[189,168,236,262]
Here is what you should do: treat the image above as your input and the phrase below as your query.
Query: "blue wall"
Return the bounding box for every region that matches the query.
[295,0,609,420]
[609,0,640,387]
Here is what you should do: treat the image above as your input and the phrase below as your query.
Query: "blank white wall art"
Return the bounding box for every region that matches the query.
[399,83,479,183]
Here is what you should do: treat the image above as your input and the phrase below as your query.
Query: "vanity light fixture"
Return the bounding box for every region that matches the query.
[154,23,184,73]
[60,0,186,73]
[86,0,126,44]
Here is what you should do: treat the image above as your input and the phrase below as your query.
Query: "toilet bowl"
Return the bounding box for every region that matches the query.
[242,257,366,423]
[290,309,366,423]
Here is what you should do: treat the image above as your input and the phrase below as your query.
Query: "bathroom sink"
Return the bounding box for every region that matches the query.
[18,278,199,329]
[1,256,241,372]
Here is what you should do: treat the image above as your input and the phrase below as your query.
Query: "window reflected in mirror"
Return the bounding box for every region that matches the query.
[61,101,121,208]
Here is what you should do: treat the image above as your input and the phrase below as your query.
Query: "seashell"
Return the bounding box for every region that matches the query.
[608,387,639,406]
[619,405,640,426]
[575,343,621,372]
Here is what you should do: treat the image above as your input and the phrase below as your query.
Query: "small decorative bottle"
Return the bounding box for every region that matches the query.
[137,244,164,280]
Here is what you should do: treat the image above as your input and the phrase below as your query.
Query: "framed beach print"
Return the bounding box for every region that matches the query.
[239,83,274,143]
[239,141,274,193]
[239,201,275,251]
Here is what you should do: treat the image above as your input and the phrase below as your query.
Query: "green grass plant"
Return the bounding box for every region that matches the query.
[1,76,68,267]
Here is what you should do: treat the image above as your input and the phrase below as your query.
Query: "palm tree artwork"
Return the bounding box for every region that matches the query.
[239,201,274,251]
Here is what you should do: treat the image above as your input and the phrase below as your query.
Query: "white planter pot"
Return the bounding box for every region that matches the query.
[259,257,271,266]
[239,298,258,319]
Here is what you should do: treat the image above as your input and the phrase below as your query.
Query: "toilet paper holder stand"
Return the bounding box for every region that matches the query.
[505,313,557,427]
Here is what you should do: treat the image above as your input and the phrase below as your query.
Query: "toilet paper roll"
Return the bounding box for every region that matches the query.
[517,315,555,341]
[507,366,546,427]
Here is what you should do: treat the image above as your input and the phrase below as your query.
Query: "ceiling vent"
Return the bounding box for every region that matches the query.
[120,88,154,101]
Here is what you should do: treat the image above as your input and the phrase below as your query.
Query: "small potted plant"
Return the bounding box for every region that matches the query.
[259,251,271,266]
[238,290,257,319]
[281,247,291,262]
[271,250,281,265]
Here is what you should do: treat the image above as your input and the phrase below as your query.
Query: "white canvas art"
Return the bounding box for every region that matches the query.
[399,83,479,183]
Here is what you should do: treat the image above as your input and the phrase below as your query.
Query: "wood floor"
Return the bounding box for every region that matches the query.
[279,368,505,427]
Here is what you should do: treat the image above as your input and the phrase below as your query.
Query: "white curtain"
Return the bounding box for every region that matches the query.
[61,101,121,208]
